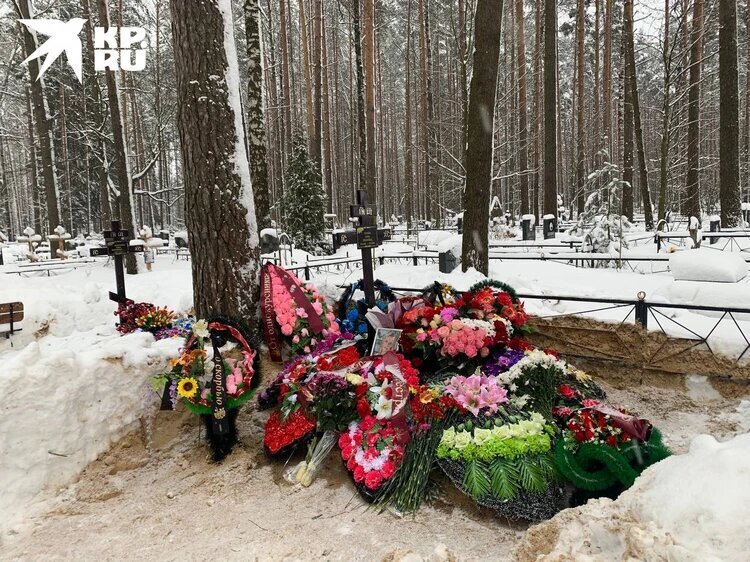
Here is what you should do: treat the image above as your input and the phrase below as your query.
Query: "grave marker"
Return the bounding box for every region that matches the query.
[349,190,379,307]
[89,220,144,302]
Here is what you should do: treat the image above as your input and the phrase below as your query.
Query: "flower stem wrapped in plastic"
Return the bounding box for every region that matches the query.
[285,430,338,487]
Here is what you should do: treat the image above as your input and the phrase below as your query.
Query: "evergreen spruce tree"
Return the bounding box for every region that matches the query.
[282,136,325,253]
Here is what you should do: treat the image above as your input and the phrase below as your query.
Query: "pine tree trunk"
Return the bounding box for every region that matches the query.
[321,12,334,214]
[658,0,672,226]
[170,0,261,321]
[363,0,377,203]
[575,0,586,216]
[532,0,542,219]
[405,0,414,230]
[352,0,368,192]
[593,0,601,165]
[622,24,634,221]
[603,0,613,157]
[624,0,653,229]
[81,0,111,229]
[461,0,504,275]
[719,0,741,226]
[685,0,704,222]
[745,1,750,190]
[543,0,557,222]
[299,0,316,154]
[24,85,42,234]
[98,0,137,274]
[244,0,271,231]
[311,0,323,167]
[16,0,61,242]
[458,0,467,210]
[279,0,293,155]
[419,0,430,222]
[516,0,529,216]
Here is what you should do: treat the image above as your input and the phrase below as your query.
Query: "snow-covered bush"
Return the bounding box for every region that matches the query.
[566,156,632,256]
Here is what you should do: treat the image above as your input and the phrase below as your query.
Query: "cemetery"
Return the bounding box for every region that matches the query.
[2,0,750,559]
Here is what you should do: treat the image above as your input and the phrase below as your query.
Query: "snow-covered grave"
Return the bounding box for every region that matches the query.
[669,248,747,283]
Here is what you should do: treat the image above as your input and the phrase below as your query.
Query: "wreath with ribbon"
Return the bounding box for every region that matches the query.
[153,316,259,461]
[337,279,397,336]
[260,262,340,362]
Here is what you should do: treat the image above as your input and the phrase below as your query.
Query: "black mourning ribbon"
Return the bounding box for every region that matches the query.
[210,331,230,435]
[159,380,175,410]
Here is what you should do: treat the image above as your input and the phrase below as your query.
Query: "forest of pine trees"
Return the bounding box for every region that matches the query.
[0,0,749,244]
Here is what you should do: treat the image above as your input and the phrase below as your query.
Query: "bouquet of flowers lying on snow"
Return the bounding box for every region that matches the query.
[115,299,192,340]
[261,263,340,360]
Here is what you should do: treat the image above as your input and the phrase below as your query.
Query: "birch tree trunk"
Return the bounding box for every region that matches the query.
[171,0,261,321]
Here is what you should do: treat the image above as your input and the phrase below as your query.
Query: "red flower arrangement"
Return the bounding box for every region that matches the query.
[563,407,633,447]
[316,344,361,372]
[115,299,156,334]
[338,415,409,491]
[263,410,317,455]
[410,386,458,426]
[455,287,530,329]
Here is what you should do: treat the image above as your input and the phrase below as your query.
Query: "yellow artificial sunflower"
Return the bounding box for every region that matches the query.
[177,377,199,399]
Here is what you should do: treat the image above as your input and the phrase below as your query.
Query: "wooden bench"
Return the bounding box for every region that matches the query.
[0,302,24,338]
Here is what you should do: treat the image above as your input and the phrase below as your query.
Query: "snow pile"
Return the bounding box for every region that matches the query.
[0,263,193,536]
[670,249,747,283]
[652,280,750,320]
[0,331,181,536]
[516,433,750,562]
[436,234,463,257]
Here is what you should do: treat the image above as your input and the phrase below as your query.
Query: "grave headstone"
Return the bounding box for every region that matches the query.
[709,216,720,245]
[543,214,557,239]
[438,250,458,273]
[521,215,536,241]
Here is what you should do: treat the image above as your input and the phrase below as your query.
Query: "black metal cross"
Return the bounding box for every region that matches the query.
[349,190,377,307]
[90,219,144,302]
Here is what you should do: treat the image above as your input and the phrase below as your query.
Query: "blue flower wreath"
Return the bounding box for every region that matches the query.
[338,279,396,336]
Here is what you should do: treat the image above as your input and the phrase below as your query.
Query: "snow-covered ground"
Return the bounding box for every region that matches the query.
[1,260,193,535]
[516,429,750,561]
[1,253,749,559]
